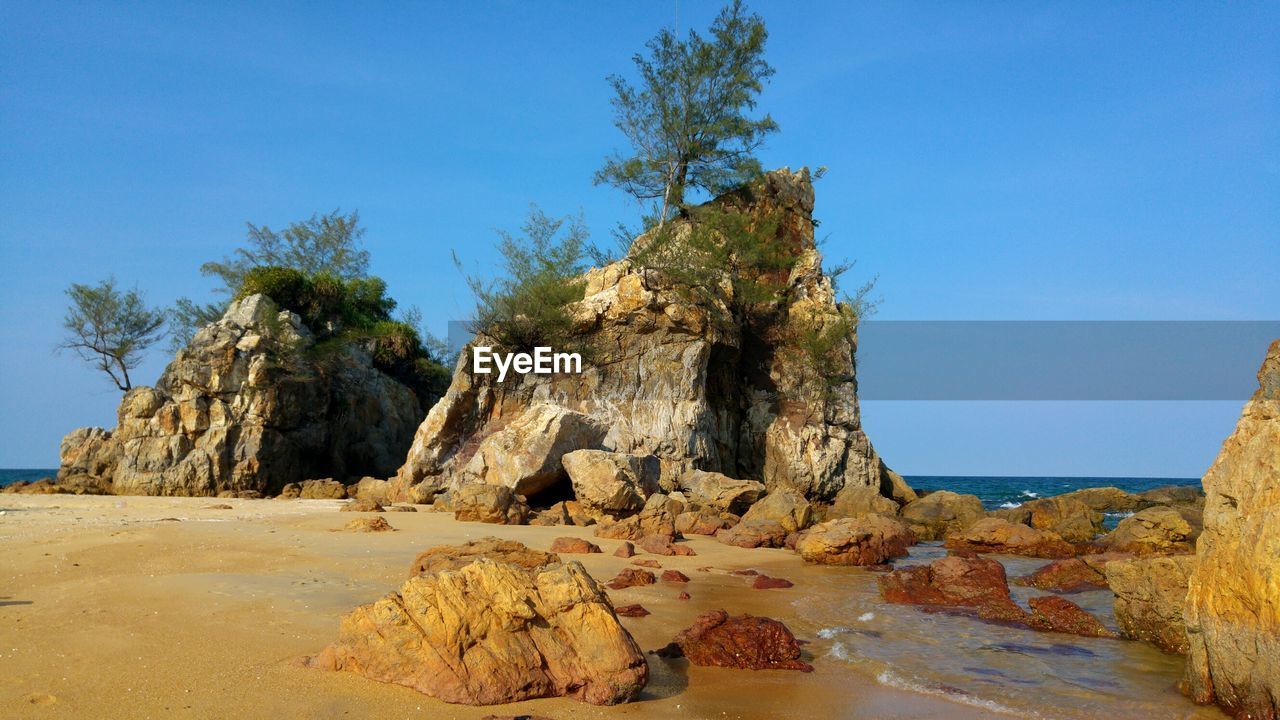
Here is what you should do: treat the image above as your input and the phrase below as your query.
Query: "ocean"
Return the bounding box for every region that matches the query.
[2,467,1199,505]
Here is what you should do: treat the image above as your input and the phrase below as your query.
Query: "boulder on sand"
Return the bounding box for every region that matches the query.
[678,470,765,515]
[654,610,812,671]
[549,537,602,554]
[308,558,648,706]
[738,488,813,533]
[451,485,529,525]
[410,538,559,577]
[826,484,899,520]
[563,450,661,514]
[943,517,1076,559]
[794,516,915,566]
[460,404,607,497]
[899,491,985,541]
[717,519,789,549]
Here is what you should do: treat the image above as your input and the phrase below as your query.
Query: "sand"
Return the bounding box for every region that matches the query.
[0,494,1011,720]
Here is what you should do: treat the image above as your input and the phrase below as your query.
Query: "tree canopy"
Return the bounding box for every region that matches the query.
[201,209,369,296]
[595,0,777,227]
[59,278,167,392]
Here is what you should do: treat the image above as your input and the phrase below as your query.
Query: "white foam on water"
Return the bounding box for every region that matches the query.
[1020,490,1040,498]
[827,640,851,661]
[817,626,850,639]
[998,501,1022,509]
[857,611,875,622]
[876,669,1034,718]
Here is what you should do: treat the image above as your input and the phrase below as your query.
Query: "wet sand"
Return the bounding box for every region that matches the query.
[0,495,1220,719]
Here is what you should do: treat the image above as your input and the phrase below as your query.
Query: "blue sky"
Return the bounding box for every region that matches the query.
[1,1,1276,475]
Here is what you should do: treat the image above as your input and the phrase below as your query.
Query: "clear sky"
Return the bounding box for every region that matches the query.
[1,1,1276,475]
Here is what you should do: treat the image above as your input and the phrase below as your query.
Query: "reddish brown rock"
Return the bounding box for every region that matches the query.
[655,610,812,672]
[309,559,647,706]
[752,575,794,590]
[615,604,651,618]
[794,516,915,566]
[607,568,657,589]
[410,538,559,577]
[677,591,691,600]
[878,554,1029,625]
[613,541,635,558]
[638,534,696,556]
[1013,558,1110,593]
[943,518,1076,559]
[631,559,662,569]
[549,537,602,554]
[661,570,690,583]
[1026,595,1118,638]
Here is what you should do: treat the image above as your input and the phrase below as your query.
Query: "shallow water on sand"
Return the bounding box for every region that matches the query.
[788,543,1225,719]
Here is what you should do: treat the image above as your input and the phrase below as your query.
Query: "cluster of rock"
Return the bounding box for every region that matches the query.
[387,169,908,513]
[53,295,422,496]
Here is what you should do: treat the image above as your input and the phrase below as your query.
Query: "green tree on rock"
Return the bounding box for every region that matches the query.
[59,277,168,392]
[595,0,777,230]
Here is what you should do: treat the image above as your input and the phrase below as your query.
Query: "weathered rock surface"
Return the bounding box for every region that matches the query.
[460,404,607,497]
[1026,595,1117,638]
[606,568,656,590]
[451,485,529,525]
[310,558,647,705]
[656,610,812,672]
[390,170,905,509]
[794,516,915,566]
[637,534,695,557]
[593,493,679,541]
[341,517,393,533]
[549,537,602,554]
[563,450,661,514]
[58,295,422,496]
[879,554,1113,638]
[348,477,391,504]
[1106,555,1194,654]
[943,518,1076,558]
[716,519,789,549]
[409,538,559,577]
[340,498,383,513]
[900,491,985,541]
[1100,505,1198,555]
[678,470,765,515]
[675,508,735,536]
[826,484,899,520]
[1003,496,1104,544]
[1184,340,1280,719]
[739,487,812,533]
[1014,557,1112,593]
[1057,486,1144,513]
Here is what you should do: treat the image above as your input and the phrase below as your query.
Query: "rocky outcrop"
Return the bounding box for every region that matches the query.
[1057,486,1144,513]
[593,493,679,541]
[900,491,985,541]
[549,537,602,554]
[943,517,1076,558]
[1100,506,1199,555]
[460,404,607,497]
[309,557,648,705]
[448,485,529,525]
[739,487,812,533]
[1106,555,1194,654]
[1184,340,1280,719]
[794,516,915,565]
[678,470,765,515]
[655,610,812,672]
[57,295,422,496]
[389,170,905,509]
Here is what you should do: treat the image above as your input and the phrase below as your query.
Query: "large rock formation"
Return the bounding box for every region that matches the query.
[1184,340,1280,719]
[389,169,903,508]
[310,556,648,705]
[1106,555,1194,654]
[56,295,422,496]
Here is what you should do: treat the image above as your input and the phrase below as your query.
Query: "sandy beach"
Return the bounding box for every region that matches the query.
[0,495,1226,720]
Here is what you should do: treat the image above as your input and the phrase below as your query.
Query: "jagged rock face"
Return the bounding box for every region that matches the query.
[56,295,422,496]
[1184,340,1280,719]
[391,169,900,505]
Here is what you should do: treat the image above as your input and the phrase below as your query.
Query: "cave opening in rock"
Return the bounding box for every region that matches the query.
[524,475,579,509]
